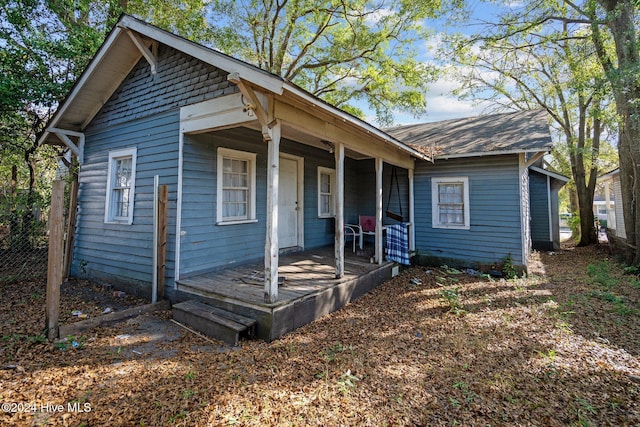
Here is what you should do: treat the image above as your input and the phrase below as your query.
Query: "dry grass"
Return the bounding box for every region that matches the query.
[1,244,639,426]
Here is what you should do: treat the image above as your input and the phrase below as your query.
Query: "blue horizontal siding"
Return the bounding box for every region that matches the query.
[414,155,525,267]
[354,160,411,225]
[179,130,265,276]
[529,171,550,242]
[72,110,180,290]
[91,44,237,130]
[179,128,357,277]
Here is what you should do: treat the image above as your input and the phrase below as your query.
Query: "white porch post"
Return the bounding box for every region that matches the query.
[264,121,281,303]
[375,157,384,264]
[334,142,345,278]
[603,180,613,228]
[409,167,415,252]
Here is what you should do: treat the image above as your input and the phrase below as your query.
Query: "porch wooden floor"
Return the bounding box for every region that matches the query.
[176,245,388,308]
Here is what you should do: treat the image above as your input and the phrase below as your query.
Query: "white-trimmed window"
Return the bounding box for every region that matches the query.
[432,177,470,229]
[105,147,137,224]
[217,147,257,224]
[318,167,335,218]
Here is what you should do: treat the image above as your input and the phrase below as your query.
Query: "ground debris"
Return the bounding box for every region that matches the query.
[0,244,638,426]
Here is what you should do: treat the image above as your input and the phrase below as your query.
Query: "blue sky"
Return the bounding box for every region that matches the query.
[372,1,508,126]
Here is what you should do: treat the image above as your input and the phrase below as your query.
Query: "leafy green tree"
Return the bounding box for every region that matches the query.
[125,0,215,42]
[207,0,443,125]
[580,0,640,264]
[440,2,619,245]
[0,0,213,248]
[0,0,93,248]
[442,0,638,260]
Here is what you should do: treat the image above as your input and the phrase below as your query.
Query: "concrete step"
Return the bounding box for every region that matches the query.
[172,300,256,346]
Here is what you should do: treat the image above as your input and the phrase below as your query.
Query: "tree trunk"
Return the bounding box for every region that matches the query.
[617,105,640,264]
[568,101,598,246]
[593,0,640,264]
[576,183,596,245]
[610,27,640,263]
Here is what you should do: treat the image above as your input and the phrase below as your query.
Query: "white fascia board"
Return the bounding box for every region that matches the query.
[282,83,431,162]
[597,168,620,182]
[529,165,570,183]
[120,16,284,95]
[38,25,126,146]
[435,148,551,160]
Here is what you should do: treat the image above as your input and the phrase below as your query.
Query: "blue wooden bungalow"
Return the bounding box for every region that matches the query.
[386,110,568,267]
[40,15,428,341]
[40,16,563,342]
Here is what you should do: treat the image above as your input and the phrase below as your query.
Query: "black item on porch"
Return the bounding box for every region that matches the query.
[386,166,404,221]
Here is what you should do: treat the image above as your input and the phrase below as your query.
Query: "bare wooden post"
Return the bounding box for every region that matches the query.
[334,142,345,278]
[408,167,415,252]
[63,179,78,279]
[157,185,168,300]
[264,121,281,304]
[46,180,65,340]
[375,158,384,264]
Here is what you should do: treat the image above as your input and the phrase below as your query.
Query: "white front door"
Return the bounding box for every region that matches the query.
[278,156,299,248]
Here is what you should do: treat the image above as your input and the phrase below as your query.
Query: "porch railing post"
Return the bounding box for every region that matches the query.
[334,142,345,278]
[409,167,415,252]
[375,157,383,264]
[264,121,280,303]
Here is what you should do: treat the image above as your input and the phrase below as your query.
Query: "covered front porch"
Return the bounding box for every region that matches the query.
[174,245,396,341]
[177,76,427,307]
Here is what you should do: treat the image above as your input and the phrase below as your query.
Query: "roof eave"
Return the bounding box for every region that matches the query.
[283,84,431,162]
[39,14,288,147]
[39,23,127,147]
[597,168,620,181]
[529,165,570,182]
[434,148,551,160]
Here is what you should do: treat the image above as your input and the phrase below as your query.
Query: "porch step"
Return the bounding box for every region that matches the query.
[172,300,256,346]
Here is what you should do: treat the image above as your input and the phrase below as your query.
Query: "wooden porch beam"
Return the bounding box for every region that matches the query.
[180,93,256,134]
[125,30,157,74]
[264,120,281,303]
[274,102,414,169]
[227,73,272,139]
[48,128,85,164]
[334,142,345,278]
[375,157,384,264]
[525,151,546,168]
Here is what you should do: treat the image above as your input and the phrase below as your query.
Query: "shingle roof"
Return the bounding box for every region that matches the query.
[40,14,430,162]
[385,109,552,159]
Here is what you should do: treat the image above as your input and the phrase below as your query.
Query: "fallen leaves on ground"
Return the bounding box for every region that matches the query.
[1,244,639,426]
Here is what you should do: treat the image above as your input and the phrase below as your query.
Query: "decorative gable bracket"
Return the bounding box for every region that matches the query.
[48,128,85,164]
[227,72,276,141]
[124,28,158,75]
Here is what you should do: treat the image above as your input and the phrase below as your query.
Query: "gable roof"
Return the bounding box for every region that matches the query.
[385,109,552,159]
[39,15,428,162]
[529,165,570,183]
[597,168,620,182]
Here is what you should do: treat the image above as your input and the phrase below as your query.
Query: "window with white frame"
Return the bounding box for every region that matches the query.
[431,177,470,229]
[217,147,256,224]
[318,167,335,218]
[105,147,137,224]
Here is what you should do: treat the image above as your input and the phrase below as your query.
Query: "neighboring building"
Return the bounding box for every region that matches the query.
[598,169,625,238]
[39,16,566,341]
[593,198,615,227]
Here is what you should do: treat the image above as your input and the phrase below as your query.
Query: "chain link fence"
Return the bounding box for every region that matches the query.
[0,192,52,283]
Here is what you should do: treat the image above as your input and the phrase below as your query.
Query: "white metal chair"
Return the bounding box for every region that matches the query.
[345,215,376,252]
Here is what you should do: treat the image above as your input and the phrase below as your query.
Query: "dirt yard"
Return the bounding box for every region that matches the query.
[1,244,639,426]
